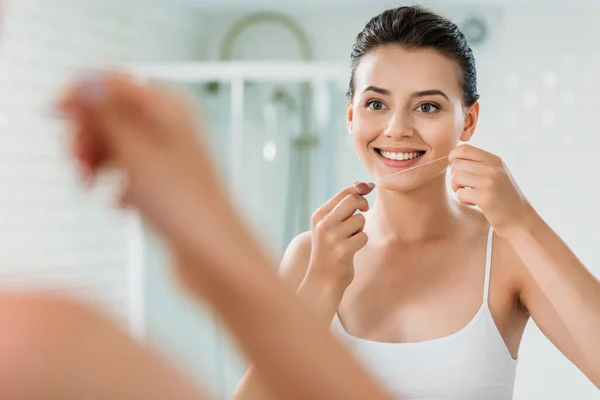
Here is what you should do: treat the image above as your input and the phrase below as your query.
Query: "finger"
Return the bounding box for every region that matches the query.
[451,170,487,191]
[67,72,153,130]
[69,74,157,164]
[451,159,500,179]
[69,126,85,161]
[338,213,366,238]
[449,144,491,163]
[329,194,369,223]
[69,122,98,185]
[57,70,142,118]
[456,187,480,207]
[347,231,369,252]
[75,120,108,171]
[451,175,461,194]
[312,182,374,222]
[450,159,482,174]
[352,182,375,196]
[64,107,89,160]
[74,160,94,187]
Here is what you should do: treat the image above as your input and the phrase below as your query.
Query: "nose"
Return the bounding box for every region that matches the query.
[384,110,415,140]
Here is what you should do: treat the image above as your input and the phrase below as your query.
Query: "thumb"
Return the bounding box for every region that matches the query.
[353,181,375,196]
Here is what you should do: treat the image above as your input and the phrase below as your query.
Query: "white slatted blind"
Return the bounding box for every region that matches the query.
[0,0,204,331]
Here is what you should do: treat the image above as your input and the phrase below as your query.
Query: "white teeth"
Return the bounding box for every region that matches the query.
[380,150,422,161]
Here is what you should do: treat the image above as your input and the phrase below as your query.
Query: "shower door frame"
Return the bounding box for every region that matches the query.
[126,61,348,393]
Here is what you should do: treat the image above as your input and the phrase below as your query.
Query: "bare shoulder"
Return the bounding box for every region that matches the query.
[461,205,525,299]
[491,231,528,299]
[279,231,313,291]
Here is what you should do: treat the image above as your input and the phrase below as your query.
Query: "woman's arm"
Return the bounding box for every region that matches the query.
[449,144,600,387]
[61,73,394,400]
[233,182,374,400]
[510,211,600,387]
[0,293,207,400]
[231,233,312,400]
[232,232,352,400]
[179,238,389,400]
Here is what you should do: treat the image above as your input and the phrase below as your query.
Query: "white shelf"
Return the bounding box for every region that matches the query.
[127,60,349,85]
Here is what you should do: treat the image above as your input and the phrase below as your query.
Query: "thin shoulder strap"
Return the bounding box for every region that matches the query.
[483,225,494,304]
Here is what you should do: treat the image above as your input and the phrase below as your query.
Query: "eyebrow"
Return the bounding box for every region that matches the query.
[362,86,391,96]
[412,89,450,101]
[362,86,450,101]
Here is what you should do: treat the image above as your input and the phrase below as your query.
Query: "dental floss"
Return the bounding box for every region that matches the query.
[376,155,449,183]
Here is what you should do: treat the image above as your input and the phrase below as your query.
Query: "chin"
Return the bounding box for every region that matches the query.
[375,170,447,193]
[377,178,425,193]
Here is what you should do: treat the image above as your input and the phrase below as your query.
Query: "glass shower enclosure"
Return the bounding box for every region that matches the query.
[130,61,368,398]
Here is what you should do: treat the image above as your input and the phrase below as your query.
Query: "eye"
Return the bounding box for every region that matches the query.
[367,100,388,111]
[416,102,440,113]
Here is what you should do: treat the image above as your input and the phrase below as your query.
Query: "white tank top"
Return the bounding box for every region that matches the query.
[331,227,518,399]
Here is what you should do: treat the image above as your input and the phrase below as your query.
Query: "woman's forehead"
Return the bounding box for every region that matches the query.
[354,46,462,97]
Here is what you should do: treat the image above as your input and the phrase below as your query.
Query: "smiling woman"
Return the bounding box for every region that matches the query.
[234,5,600,400]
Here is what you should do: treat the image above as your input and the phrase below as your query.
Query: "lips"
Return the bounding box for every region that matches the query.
[373,147,427,169]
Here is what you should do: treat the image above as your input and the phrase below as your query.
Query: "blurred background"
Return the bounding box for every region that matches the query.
[0,0,599,398]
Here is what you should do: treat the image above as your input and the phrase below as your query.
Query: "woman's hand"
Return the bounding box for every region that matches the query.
[449,144,536,238]
[58,72,260,280]
[306,182,374,288]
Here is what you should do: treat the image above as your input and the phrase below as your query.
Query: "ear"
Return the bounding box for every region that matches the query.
[459,101,480,142]
[347,100,353,135]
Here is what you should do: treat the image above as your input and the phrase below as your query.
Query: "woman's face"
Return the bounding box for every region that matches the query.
[348,45,479,191]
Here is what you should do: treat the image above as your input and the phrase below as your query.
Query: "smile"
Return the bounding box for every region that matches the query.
[376,149,426,161]
[373,147,427,169]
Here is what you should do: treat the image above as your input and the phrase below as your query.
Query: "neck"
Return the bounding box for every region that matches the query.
[369,172,461,242]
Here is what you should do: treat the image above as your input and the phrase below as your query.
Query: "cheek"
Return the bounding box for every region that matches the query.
[352,126,376,161]
[417,115,463,152]
[351,109,383,144]
[351,118,382,169]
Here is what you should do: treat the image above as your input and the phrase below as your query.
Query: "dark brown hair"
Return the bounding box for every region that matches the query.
[347,6,479,107]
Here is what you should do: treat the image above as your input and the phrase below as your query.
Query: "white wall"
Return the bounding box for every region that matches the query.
[195,4,600,399]
[0,0,208,384]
